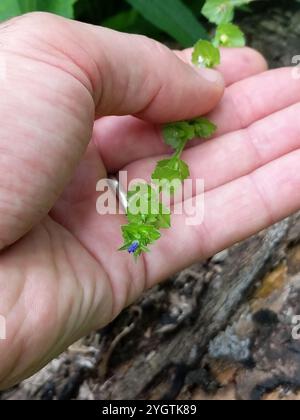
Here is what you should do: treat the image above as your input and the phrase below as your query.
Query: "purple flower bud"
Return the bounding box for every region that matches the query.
[128,241,139,254]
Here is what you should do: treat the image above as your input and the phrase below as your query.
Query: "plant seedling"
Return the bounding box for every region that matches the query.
[120,0,248,257]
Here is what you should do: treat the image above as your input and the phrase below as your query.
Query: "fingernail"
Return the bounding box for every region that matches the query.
[200,68,224,84]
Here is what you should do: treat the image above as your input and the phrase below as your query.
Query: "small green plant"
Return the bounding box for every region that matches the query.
[193,0,248,69]
[120,0,250,258]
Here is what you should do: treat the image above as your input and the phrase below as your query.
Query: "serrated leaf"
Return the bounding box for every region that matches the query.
[201,0,252,25]
[192,117,217,138]
[127,183,160,222]
[120,222,162,256]
[128,183,157,202]
[177,160,190,181]
[153,166,183,185]
[119,243,132,252]
[192,40,220,68]
[121,224,161,246]
[202,0,234,24]
[155,203,171,229]
[213,23,246,47]
[156,213,171,229]
[163,118,217,152]
[163,122,195,150]
[127,211,160,226]
[152,158,190,185]
[126,182,172,231]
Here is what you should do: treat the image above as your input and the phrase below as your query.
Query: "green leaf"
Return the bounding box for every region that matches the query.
[152,158,190,185]
[177,159,190,181]
[127,184,159,219]
[163,121,195,150]
[155,203,171,229]
[120,224,161,256]
[0,0,77,20]
[162,118,217,153]
[201,0,252,25]
[127,183,156,202]
[126,183,171,232]
[119,243,133,252]
[125,0,207,47]
[191,117,217,138]
[192,40,220,68]
[202,0,234,24]
[127,211,156,225]
[213,23,246,47]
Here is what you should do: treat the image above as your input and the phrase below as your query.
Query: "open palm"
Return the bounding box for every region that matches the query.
[0,13,299,389]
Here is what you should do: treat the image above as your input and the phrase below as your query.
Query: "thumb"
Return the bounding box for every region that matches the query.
[0,12,223,250]
[20,12,224,123]
[76,19,224,122]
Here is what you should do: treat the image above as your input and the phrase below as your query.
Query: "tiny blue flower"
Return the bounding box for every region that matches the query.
[128,241,139,254]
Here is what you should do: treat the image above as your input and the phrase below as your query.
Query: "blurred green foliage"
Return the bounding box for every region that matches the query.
[0,0,76,20]
[0,0,209,46]
[0,0,206,46]
[0,0,297,47]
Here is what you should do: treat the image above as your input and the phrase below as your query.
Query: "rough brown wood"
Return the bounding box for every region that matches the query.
[98,219,292,400]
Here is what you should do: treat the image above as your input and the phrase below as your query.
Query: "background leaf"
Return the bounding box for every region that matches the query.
[0,0,21,21]
[125,0,207,47]
[0,0,77,21]
[35,0,77,18]
[192,117,217,138]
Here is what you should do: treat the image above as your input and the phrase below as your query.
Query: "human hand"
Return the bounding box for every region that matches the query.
[0,12,279,388]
